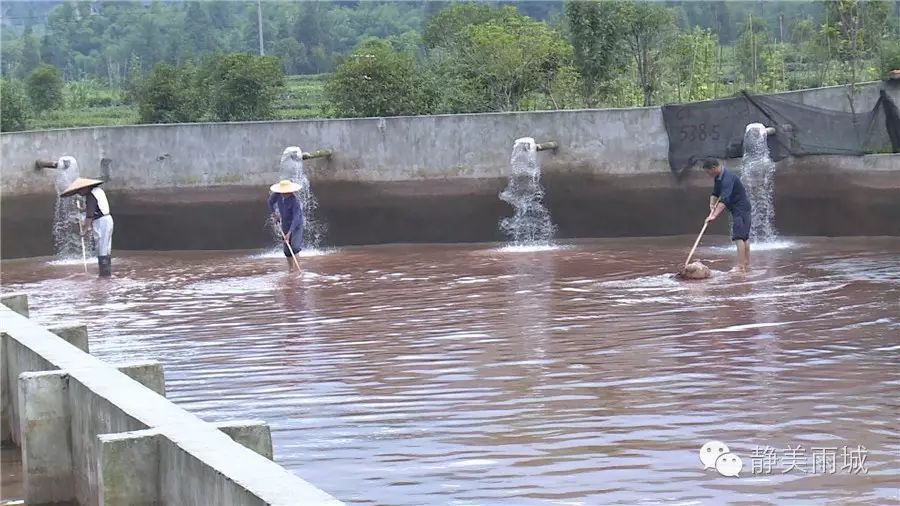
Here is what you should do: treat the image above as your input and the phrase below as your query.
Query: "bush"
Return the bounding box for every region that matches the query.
[206,53,285,121]
[0,79,31,131]
[25,64,65,113]
[880,42,900,78]
[138,63,203,123]
[325,39,431,117]
[65,79,122,110]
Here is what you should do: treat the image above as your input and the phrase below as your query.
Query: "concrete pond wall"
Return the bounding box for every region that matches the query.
[2,81,900,258]
[0,294,343,506]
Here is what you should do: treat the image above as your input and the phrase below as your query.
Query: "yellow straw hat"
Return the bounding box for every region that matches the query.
[270,179,302,193]
[60,177,104,197]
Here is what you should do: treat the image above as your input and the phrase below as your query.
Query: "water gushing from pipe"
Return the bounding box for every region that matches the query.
[499,137,556,246]
[274,146,327,249]
[51,156,83,258]
[742,123,778,243]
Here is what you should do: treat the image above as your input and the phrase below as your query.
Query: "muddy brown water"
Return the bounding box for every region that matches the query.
[2,236,898,505]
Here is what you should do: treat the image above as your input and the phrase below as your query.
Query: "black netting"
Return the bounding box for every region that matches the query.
[882,90,900,152]
[661,85,900,172]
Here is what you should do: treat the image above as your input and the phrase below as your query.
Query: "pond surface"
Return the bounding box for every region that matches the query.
[3,236,898,505]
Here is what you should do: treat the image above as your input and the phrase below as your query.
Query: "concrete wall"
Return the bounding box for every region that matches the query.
[0,294,342,506]
[2,81,899,258]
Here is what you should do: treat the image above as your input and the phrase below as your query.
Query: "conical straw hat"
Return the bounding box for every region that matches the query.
[60,177,104,197]
[270,179,302,194]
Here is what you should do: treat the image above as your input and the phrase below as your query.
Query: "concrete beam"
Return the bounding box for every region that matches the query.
[48,323,89,353]
[114,361,166,397]
[1,304,343,505]
[17,370,75,505]
[2,334,10,444]
[0,294,28,317]
[214,420,274,460]
[98,429,161,506]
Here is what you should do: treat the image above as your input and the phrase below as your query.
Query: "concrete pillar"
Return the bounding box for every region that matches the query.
[2,295,30,442]
[98,429,161,505]
[17,370,75,505]
[1,334,10,444]
[214,420,274,460]
[0,293,29,317]
[48,323,89,353]
[114,361,166,397]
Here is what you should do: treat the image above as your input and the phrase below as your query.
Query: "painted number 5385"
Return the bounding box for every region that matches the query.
[680,124,721,142]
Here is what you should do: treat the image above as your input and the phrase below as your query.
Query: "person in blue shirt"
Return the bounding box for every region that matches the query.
[268,179,304,271]
[702,158,752,272]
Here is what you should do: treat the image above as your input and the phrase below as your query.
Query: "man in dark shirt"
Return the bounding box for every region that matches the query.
[268,179,304,272]
[703,158,752,272]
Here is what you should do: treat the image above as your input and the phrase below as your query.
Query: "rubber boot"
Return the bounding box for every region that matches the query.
[98,256,112,278]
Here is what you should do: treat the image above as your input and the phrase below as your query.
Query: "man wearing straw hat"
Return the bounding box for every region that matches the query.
[60,177,114,277]
[268,179,304,272]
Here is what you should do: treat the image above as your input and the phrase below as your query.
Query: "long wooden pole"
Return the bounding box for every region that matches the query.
[76,198,88,272]
[684,221,710,267]
[276,221,302,273]
[685,198,720,266]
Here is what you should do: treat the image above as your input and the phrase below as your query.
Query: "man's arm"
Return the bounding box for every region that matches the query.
[707,174,733,223]
[706,201,726,222]
[267,193,279,222]
[82,194,98,236]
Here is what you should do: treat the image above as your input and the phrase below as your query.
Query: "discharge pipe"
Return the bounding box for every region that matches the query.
[34,159,58,170]
[535,141,558,152]
[302,149,333,160]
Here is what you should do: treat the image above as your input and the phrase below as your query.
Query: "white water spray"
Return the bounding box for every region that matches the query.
[499,137,556,246]
[742,123,777,243]
[51,156,84,258]
[273,146,327,249]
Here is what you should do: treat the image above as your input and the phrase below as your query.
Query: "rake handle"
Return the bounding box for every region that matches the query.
[684,221,710,267]
[685,198,720,267]
[275,219,302,273]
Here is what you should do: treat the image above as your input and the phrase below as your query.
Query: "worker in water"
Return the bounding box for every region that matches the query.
[60,177,114,277]
[702,157,752,272]
[268,179,304,272]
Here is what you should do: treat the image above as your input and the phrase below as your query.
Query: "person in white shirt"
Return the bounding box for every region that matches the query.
[60,177,114,277]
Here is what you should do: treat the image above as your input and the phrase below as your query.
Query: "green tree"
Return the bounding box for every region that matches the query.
[0,79,31,132]
[537,64,583,109]
[422,3,520,49]
[759,45,787,92]
[880,41,900,77]
[620,2,677,106]
[206,53,285,121]
[19,23,42,79]
[1,32,23,78]
[450,18,573,111]
[123,54,143,105]
[137,63,202,124]
[822,0,892,84]
[271,38,309,75]
[564,0,628,106]
[736,15,771,86]
[326,39,430,117]
[25,64,64,113]
[669,27,718,102]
